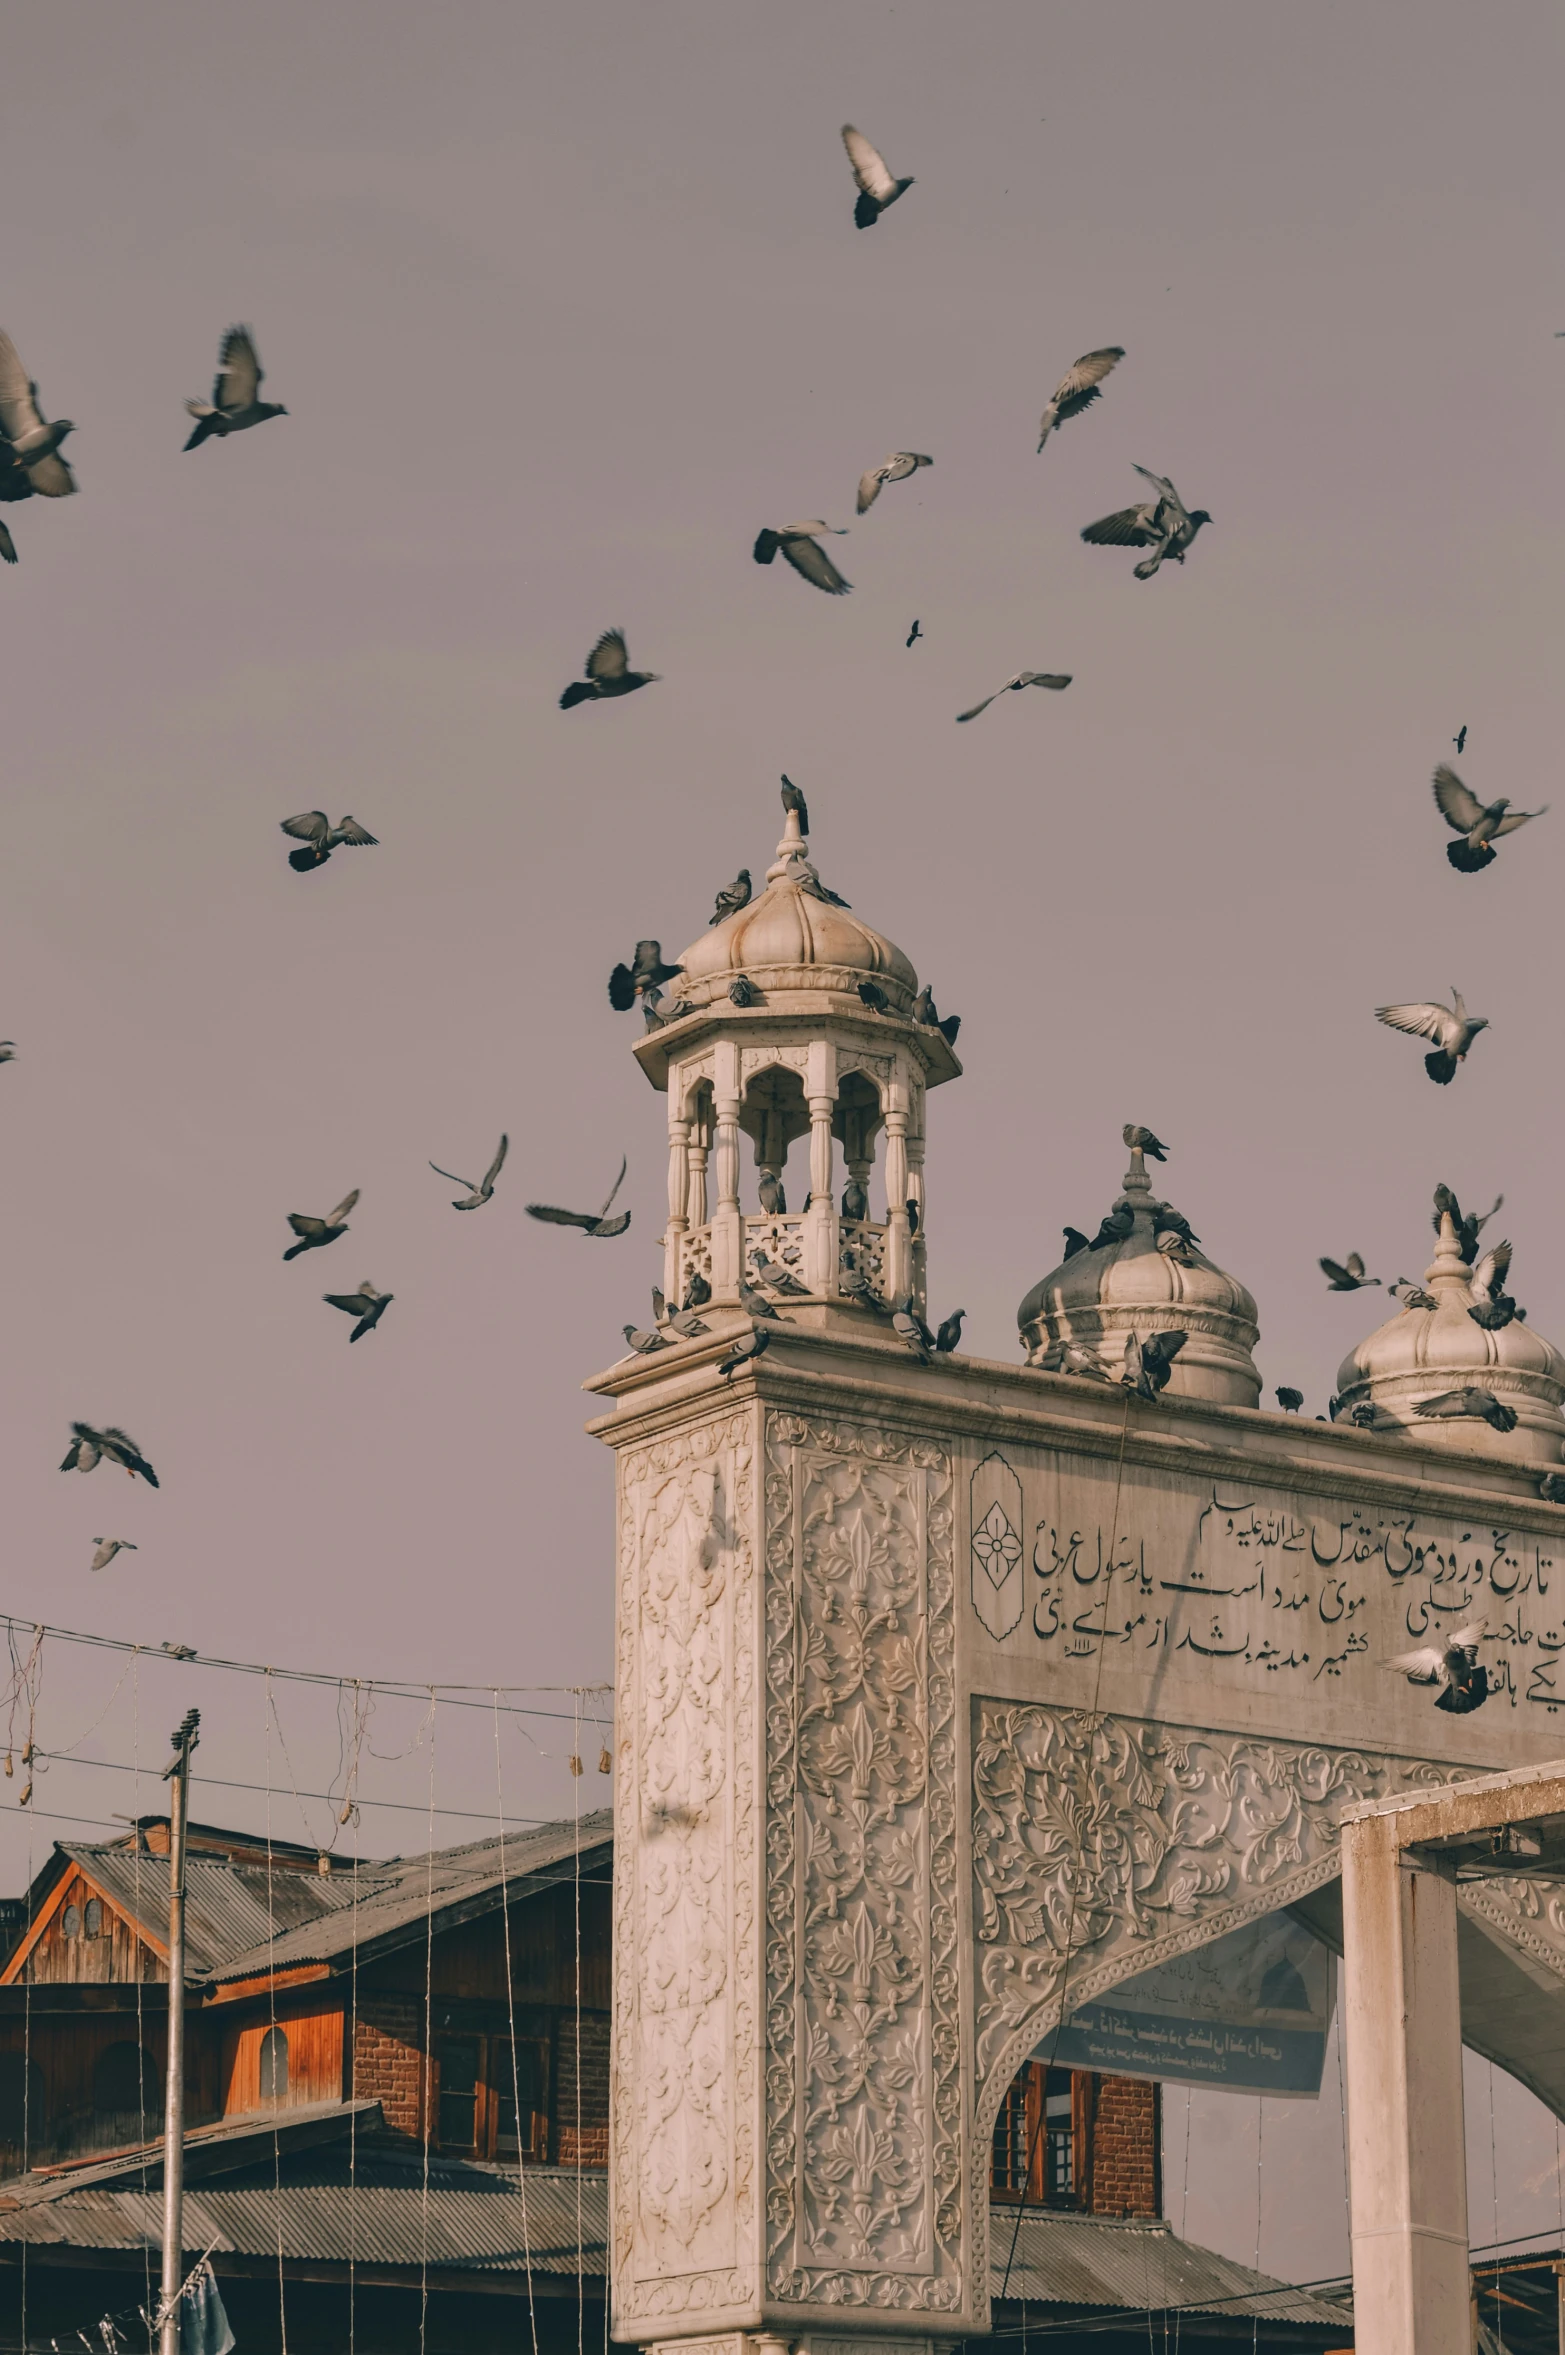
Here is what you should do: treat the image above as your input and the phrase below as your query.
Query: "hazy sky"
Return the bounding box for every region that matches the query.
[2,0,1561,2287]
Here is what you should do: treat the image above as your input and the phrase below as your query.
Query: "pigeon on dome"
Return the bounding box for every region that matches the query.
[1432,1183,1502,1265]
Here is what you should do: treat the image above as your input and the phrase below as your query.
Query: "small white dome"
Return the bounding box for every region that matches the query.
[672,809,917,1009]
[1334,1213,1565,1463]
[1018,1145,1262,1407]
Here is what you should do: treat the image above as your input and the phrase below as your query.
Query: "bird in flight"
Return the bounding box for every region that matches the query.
[430,1134,508,1210]
[560,629,661,710]
[1081,464,1211,579]
[0,1044,15,1064]
[1431,765,1546,872]
[1390,1278,1437,1311]
[280,812,379,871]
[911,986,961,1045]
[526,1157,631,1238]
[1375,986,1488,1084]
[1036,347,1125,452]
[184,326,287,449]
[710,869,751,924]
[608,941,681,1011]
[283,1189,360,1260]
[323,1280,393,1342]
[1416,1386,1517,1433]
[1385,1624,1488,1714]
[61,1424,159,1487]
[1468,1240,1519,1331]
[1453,725,1467,754]
[841,124,914,228]
[906,619,923,649]
[89,1538,137,1572]
[1123,1123,1169,1161]
[1124,1330,1187,1400]
[1433,1184,1502,1264]
[956,670,1072,723]
[1275,1388,1304,1414]
[1319,1253,1380,1292]
[0,327,78,561]
[857,452,933,512]
[754,521,852,595]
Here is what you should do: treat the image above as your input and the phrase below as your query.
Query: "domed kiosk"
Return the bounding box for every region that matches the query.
[1016,1133,1262,1406]
[1334,1210,1565,1465]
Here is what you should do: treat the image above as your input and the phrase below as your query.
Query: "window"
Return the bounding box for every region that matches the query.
[61,1904,81,1940]
[259,2025,289,2102]
[1042,2069,1075,2203]
[93,2041,157,2131]
[0,2055,43,2154]
[437,2036,481,2153]
[990,2062,1078,2207]
[83,1899,103,1938]
[494,2036,550,2162]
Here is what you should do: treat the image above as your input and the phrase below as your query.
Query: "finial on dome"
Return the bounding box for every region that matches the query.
[1424,1211,1474,1300]
[768,803,807,882]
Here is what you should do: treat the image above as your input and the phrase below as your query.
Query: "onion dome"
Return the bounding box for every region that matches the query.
[669,807,918,1011]
[1334,1214,1565,1463]
[1017,1140,1262,1407]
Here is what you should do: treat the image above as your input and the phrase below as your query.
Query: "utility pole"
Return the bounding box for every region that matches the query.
[159,1708,199,2355]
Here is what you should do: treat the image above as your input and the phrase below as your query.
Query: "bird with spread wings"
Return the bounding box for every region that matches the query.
[1375,986,1488,1084]
[526,1158,631,1238]
[840,125,914,227]
[429,1135,509,1211]
[754,521,852,595]
[184,326,288,449]
[1036,347,1125,451]
[1431,764,1547,872]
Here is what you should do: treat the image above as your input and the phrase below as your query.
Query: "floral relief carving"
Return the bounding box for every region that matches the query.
[1461,1875,1565,1986]
[764,1412,963,2313]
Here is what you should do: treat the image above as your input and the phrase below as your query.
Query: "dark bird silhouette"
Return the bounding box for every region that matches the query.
[905,1197,920,1236]
[891,1299,934,1361]
[1386,1624,1488,1713]
[1124,1330,1187,1399]
[780,776,810,833]
[719,1323,770,1379]
[1541,1474,1565,1506]
[1275,1387,1304,1414]
[1081,464,1211,579]
[283,1189,359,1260]
[61,1424,159,1487]
[758,1170,787,1216]
[1468,1241,1518,1331]
[841,124,914,227]
[729,974,759,1007]
[906,620,923,649]
[858,452,932,512]
[754,521,852,595]
[1153,1205,1200,1247]
[1123,1124,1169,1161]
[857,981,890,1013]
[911,986,960,1043]
[1089,1205,1134,1251]
[1453,726,1468,755]
[842,1176,869,1221]
[1036,348,1125,451]
[1320,1254,1381,1292]
[1432,1184,1503,1264]
[526,1157,631,1237]
[429,1134,508,1210]
[0,1044,14,1065]
[1062,1227,1092,1260]
[1431,765,1546,872]
[956,671,1072,723]
[1376,987,1488,1084]
[711,870,752,924]
[934,1309,965,1353]
[609,942,681,1011]
[683,1272,711,1310]
[184,326,287,449]
[560,629,661,710]
[0,325,77,562]
[323,1281,392,1342]
[280,812,378,870]
[1416,1387,1517,1433]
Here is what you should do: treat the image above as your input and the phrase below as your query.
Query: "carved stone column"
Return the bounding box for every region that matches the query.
[711,1041,743,1302]
[665,1115,691,1306]
[805,1092,837,1296]
[883,1091,911,1306]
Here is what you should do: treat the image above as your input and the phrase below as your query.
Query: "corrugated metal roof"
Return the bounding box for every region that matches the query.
[994,2207,1348,2328]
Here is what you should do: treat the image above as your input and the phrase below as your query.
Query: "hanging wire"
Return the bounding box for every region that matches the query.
[420,1693,437,2355]
[23,1740,566,1828]
[131,1651,155,2334]
[573,1688,585,2355]
[263,1675,290,2355]
[493,1690,542,2355]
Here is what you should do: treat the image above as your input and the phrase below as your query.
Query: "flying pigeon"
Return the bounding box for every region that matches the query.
[729,973,759,1006]
[284,1189,360,1260]
[1468,1241,1518,1331]
[906,619,923,648]
[1416,1387,1517,1432]
[758,1170,787,1216]
[911,986,961,1045]
[1375,988,1488,1084]
[89,1538,138,1572]
[280,812,378,871]
[622,1324,670,1356]
[1089,1205,1134,1252]
[1320,1254,1380,1292]
[1062,1227,1092,1260]
[1124,1330,1187,1399]
[718,1323,770,1380]
[1390,1279,1438,1310]
[753,522,852,595]
[1385,1623,1488,1713]
[608,942,681,1011]
[737,1280,782,1320]
[780,776,810,833]
[841,124,914,228]
[1036,348,1125,452]
[0,328,77,496]
[1453,726,1468,755]
[1433,1184,1502,1264]
[956,671,1072,723]
[857,980,890,1014]
[526,1157,631,1237]
[429,1134,508,1210]
[1082,465,1211,579]
[857,452,933,512]
[1275,1388,1304,1414]
[1123,1124,1169,1161]
[0,1044,14,1064]
[61,1424,159,1486]
[183,326,287,449]
[934,1309,965,1353]
[323,1281,393,1342]
[842,1176,869,1221]
[711,870,752,924]
[560,629,661,710]
[1431,764,1546,872]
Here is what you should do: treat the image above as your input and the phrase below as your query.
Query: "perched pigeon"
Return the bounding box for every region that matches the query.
[842,1176,869,1221]
[1385,1624,1488,1714]
[608,942,681,1011]
[729,973,759,1007]
[1320,1254,1381,1292]
[758,1170,787,1216]
[857,980,890,1014]
[526,1157,631,1237]
[1275,1388,1304,1414]
[781,775,810,833]
[162,1642,198,1661]
[911,986,961,1044]
[683,1272,711,1309]
[1540,1473,1565,1506]
[323,1281,392,1342]
[857,452,933,512]
[891,1302,933,1361]
[1157,1229,1197,1268]
[280,812,378,871]
[1042,1340,1114,1382]
[1123,1330,1186,1399]
[61,1423,158,1486]
[622,1323,669,1356]
[754,522,852,595]
[905,1197,920,1236]
[934,1309,965,1353]
[711,870,752,924]
[837,1268,884,1309]
[1433,1184,1502,1264]
[1375,987,1488,1084]
[665,1308,710,1339]
[1081,464,1211,579]
[89,1538,138,1571]
[719,1323,771,1379]
[283,1189,359,1260]
[429,1134,508,1211]
[737,1280,782,1320]
[906,619,923,648]
[1468,1241,1518,1331]
[1089,1205,1134,1251]
[1062,1227,1092,1260]
[956,671,1072,723]
[184,326,287,449]
[1453,726,1467,755]
[560,629,661,710]
[1416,1387,1517,1432]
[753,1254,808,1295]
[651,1286,666,1322]
[1349,1401,1381,1428]
[841,124,914,228]
[1431,765,1546,873]
[0,328,77,496]
[1123,1124,1169,1161]
[1036,348,1125,452]
[1391,1279,1438,1310]
[1153,1205,1200,1247]
[786,857,851,907]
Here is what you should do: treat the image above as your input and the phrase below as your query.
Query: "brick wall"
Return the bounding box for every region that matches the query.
[349,1997,426,2138]
[554,2010,609,2169]
[1085,2074,1160,2217]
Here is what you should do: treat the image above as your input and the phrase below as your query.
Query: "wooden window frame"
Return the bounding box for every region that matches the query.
[989,2062,1090,2210]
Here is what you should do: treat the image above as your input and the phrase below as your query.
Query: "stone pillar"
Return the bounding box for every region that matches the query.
[906,1128,926,1316]
[711,1042,743,1303]
[1341,1813,1470,2355]
[884,1085,911,1307]
[665,1115,690,1308]
[805,1043,838,1296]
